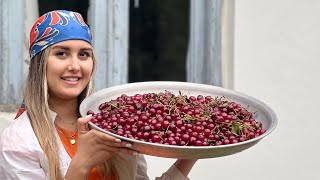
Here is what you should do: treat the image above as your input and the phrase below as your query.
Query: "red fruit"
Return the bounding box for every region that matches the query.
[89,91,264,147]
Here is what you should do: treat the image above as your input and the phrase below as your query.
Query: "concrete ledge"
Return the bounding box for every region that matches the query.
[0,111,15,133]
[0,104,19,112]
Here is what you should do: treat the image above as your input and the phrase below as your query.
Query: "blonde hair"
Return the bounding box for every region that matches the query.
[24,46,134,180]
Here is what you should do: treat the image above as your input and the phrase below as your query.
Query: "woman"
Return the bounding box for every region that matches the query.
[0,10,197,179]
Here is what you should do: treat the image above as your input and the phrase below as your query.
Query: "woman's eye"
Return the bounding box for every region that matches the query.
[55,51,67,57]
[79,51,91,58]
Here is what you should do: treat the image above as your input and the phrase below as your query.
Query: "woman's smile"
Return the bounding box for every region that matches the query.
[46,40,94,100]
[61,76,81,86]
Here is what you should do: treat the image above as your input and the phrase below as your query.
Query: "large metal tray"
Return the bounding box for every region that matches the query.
[79,81,277,159]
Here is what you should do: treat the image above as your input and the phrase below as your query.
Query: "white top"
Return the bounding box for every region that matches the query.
[0,111,188,180]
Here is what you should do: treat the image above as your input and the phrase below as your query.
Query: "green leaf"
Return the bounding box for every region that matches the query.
[218,102,229,108]
[202,110,211,116]
[231,122,241,135]
[111,102,118,108]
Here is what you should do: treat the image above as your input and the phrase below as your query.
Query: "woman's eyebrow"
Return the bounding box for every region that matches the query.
[51,45,70,50]
[81,47,93,52]
[51,46,92,51]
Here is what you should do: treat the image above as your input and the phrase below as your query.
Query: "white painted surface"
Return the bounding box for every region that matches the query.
[146,1,320,179]
[232,0,320,179]
[187,0,223,86]
[23,0,39,77]
[0,0,24,104]
[89,0,129,90]
[221,0,235,89]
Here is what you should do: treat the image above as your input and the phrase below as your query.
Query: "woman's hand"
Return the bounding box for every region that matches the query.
[65,115,138,179]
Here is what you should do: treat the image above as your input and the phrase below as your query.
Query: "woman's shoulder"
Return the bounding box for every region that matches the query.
[0,111,47,177]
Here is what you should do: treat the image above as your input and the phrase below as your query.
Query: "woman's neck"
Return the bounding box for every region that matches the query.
[49,98,80,127]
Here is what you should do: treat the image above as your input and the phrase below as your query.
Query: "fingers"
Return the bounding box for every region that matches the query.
[93,130,121,143]
[104,141,132,148]
[85,129,131,148]
[91,131,139,155]
[100,145,139,156]
[77,117,139,156]
[78,114,92,134]
[91,136,139,156]
[118,147,139,156]
[93,131,131,148]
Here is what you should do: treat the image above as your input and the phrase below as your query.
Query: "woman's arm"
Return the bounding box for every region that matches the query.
[173,159,198,177]
[135,155,197,180]
[155,159,197,180]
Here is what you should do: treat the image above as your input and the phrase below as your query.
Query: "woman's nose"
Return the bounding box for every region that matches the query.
[67,56,80,73]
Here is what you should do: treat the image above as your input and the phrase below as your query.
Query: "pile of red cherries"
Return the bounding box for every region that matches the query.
[87,91,266,146]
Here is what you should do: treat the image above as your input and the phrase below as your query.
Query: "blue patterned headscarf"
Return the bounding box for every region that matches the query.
[14,10,93,119]
[29,10,92,59]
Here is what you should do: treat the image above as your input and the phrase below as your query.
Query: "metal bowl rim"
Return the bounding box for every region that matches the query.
[81,81,278,150]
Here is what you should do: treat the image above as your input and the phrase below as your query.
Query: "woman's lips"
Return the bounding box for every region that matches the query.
[61,77,80,86]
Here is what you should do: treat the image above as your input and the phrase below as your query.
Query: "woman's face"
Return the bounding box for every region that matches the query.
[46,40,94,101]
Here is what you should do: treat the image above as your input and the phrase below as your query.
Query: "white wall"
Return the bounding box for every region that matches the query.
[146,0,320,179]
[233,0,320,179]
